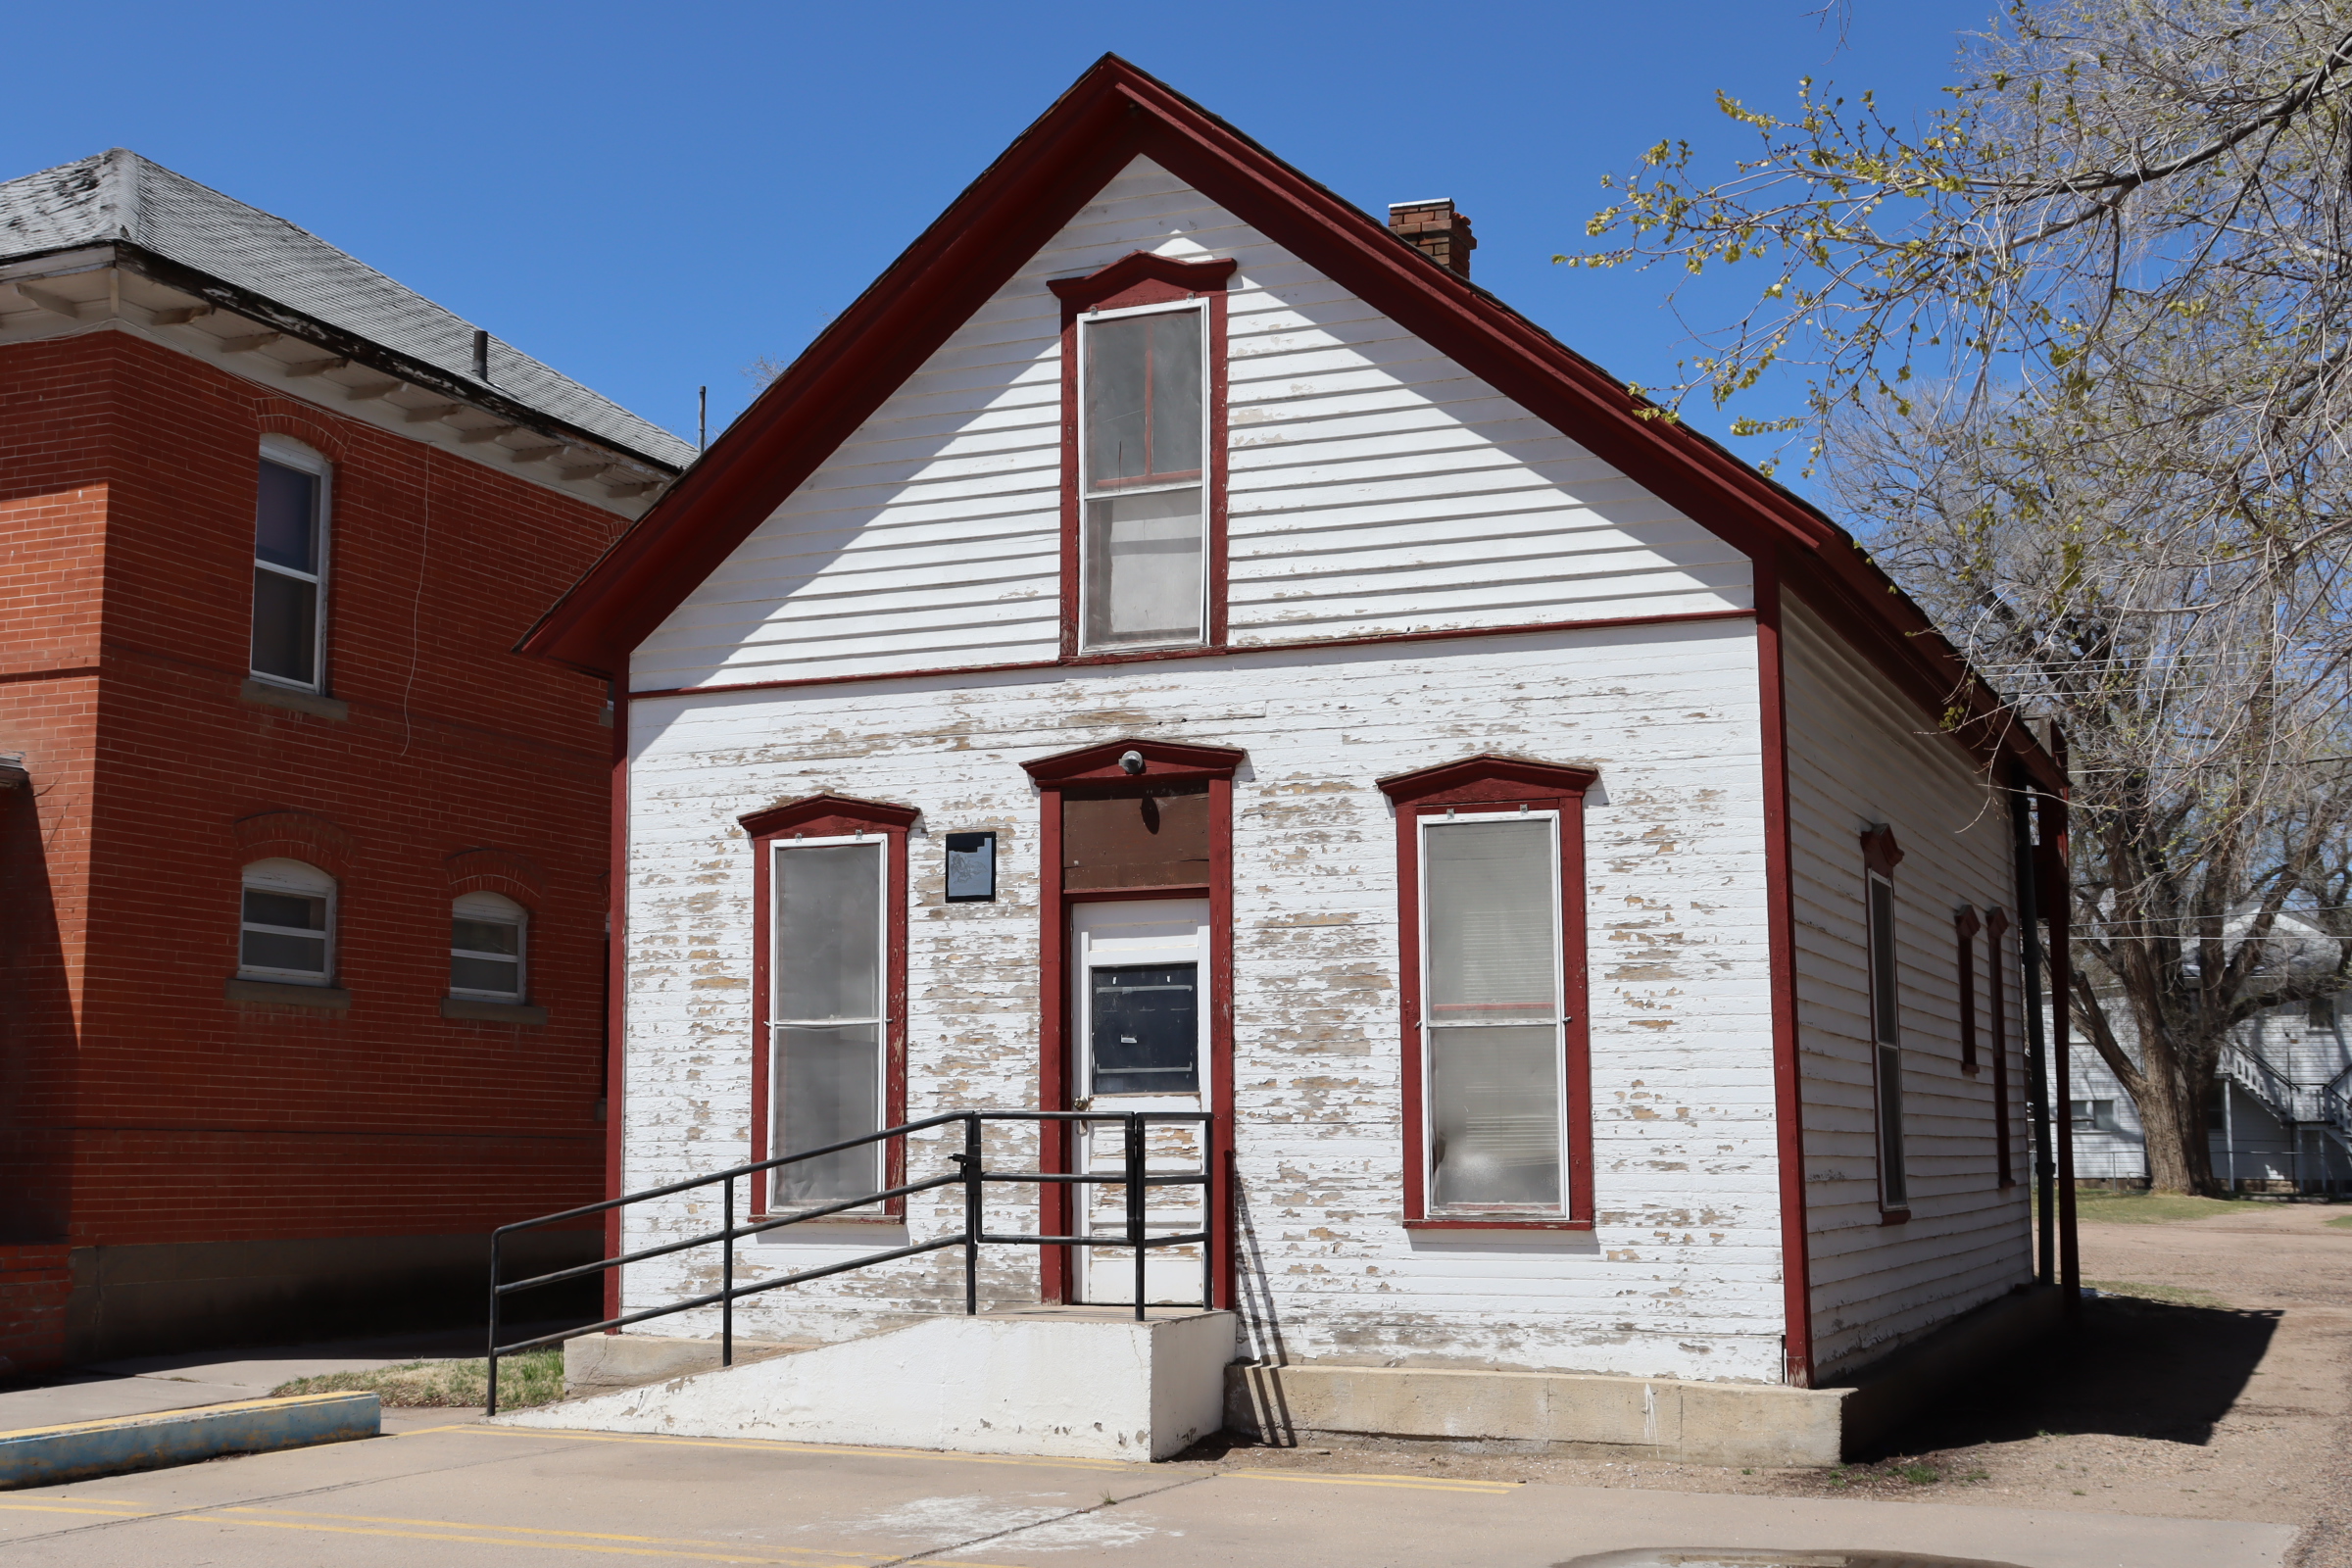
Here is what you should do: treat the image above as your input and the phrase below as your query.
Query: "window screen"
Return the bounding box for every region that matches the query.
[1421,816,1563,1210]
[1867,874,1907,1206]
[1080,308,1206,650]
[772,841,885,1205]
[240,858,333,982]
[252,459,323,687]
[451,891,526,1000]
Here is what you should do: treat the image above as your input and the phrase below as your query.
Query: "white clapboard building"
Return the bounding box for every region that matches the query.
[514,59,2077,1463]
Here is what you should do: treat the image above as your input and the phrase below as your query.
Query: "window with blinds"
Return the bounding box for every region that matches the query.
[1419,814,1565,1211]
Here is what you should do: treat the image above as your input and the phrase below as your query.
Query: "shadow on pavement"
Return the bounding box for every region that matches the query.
[1858,1294,2278,1458]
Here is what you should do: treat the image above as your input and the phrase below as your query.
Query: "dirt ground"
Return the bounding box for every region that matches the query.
[1178,1200,2352,1563]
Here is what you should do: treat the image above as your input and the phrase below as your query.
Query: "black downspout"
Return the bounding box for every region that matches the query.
[2013,763,2056,1287]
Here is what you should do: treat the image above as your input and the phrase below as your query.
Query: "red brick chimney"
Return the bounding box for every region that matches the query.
[1388,199,1477,278]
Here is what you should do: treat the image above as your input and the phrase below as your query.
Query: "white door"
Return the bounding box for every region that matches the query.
[1070,899,1210,1305]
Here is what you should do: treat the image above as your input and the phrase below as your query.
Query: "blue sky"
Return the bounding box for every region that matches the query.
[4,2,1992,466]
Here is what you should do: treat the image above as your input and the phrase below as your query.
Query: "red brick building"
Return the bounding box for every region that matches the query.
[0,150,692,1374]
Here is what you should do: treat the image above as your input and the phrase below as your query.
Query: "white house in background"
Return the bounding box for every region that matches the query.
[519,58,2076,1450]
[2063,910,2349,1192]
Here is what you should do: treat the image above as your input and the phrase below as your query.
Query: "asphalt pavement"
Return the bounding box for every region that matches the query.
[0,1406,2299,1568]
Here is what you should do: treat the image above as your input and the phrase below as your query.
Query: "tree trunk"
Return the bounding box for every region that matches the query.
[2135,1029,2219,1196]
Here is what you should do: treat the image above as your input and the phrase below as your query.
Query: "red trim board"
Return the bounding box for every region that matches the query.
[1753,553,1815,1386]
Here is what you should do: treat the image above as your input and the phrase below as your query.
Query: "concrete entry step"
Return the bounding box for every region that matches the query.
[508,1308,1237,1461]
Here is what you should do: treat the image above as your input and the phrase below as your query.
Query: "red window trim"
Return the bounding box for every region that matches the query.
[1379,754,1597,1231]
[1861,825,1908,1219]
[1954,905,1981,1075]
[1022,736,1242,1306]
[1053,252,1235,660]
[1985,906,2015,1188]
[742,793,919,1222]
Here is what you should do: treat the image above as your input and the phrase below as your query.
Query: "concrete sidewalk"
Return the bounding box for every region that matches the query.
[0,1323,566,1432]
[0,1413,2300,1568]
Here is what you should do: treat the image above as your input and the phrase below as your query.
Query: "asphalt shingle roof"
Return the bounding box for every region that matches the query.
[0,148,695,470]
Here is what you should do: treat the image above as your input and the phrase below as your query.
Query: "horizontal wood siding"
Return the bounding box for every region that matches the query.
[1783,598,2032,1378]
[629,159,1749,693]
[618,621,1788,1381]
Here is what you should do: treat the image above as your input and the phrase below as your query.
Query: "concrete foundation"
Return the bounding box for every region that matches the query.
[1830,1284,2067,1455]
[505,1307,1238,1461]
[562,1333,812,1396]
[1229,1363,1848,1468]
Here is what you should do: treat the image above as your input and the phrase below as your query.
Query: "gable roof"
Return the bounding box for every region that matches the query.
[0,149,696,471]
[519,56,2058,790]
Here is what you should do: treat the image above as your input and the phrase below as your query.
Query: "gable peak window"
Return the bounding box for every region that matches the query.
[251,436,330,692]
[240,857,335,984]
[451,891,527,1001]
[1054,252,1234,658]
[1080,303,1206,650]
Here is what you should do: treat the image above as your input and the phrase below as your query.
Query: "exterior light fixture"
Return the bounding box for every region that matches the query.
[1118,750,1145,774]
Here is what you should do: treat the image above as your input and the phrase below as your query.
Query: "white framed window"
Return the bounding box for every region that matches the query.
[771,836,887,1205]
[1077,300,1208,651]
[1417,810,1568,1214]
[450,891,527,1001]
[1866,870,1908,1208]
[240,858,335,984]
[2070,1099,2114,1133]
[251,435,330,692]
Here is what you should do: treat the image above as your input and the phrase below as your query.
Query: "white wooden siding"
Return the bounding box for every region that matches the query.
[629,159,1749,693]
[1782,598,2033,1377]
[618,621,1788,1382]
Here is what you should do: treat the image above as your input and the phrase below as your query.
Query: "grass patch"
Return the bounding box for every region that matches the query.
[270,1348,565,1408]
[2083,1278,2227,1307]
[2065,1191,2247,1225]
[2327,1214,2352,1230]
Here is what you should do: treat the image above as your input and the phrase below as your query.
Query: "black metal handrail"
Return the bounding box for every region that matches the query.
[485,1109,1214,1415]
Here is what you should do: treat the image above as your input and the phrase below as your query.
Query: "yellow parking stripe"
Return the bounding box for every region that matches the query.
[177,1514,844,1563]
[0,1501,155,1518]
[1225,1469,1515,1494]
[440,1422,1139,1473]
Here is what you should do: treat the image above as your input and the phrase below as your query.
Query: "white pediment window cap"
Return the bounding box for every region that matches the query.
[259,432,330,474]
[454,890,526,921]
[243,856,334,895]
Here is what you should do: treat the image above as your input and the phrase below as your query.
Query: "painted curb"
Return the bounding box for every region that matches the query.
[0,1392,380,1489]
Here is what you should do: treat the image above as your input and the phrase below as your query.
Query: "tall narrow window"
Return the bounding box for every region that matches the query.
[251,440,328,690]
[1986,906,2014,1187]
[1383,756,1595,1229]
[1079,305,1206,650]
[451,892,527,1001]
[1422,814,1566,1210]
[1954,906,1981,1074]
[1862,824,1908,1211]
[771,837,886,1205]
[240,858,335,984]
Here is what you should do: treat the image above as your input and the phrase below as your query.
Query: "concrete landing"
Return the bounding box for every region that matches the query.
[505,1308,1238,1460]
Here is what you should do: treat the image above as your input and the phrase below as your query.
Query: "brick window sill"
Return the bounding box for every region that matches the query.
[240,678,349,721]
[441,998,549,1025]
[225,977,350,1008]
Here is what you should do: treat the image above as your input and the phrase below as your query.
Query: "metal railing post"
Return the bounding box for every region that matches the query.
[722,1172,735,1368]
[1127,1112,1147,1321]
[963,1114,983,1316]
[486,1228,502,1418]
